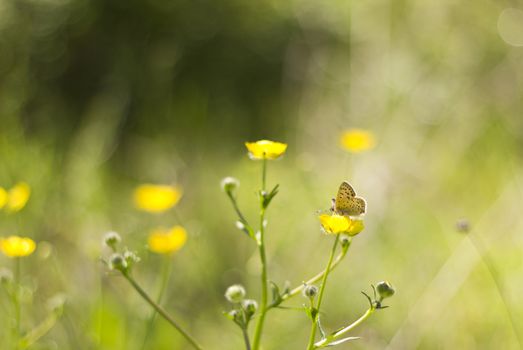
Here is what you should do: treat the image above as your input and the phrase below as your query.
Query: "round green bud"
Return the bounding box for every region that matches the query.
[0,268,13,285]
[242,299,258,317]
[225,284,246,303]
[103,231,121,250]
[302,284,319,299]
[109,253,128,272]
[221,177,240,193]
[376,281,395,299]
[124,250,140,266]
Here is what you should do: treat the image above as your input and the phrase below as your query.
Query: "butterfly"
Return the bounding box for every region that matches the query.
[332,181,366,216]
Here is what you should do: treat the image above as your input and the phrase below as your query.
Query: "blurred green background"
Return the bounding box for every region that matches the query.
[1,0,523,349]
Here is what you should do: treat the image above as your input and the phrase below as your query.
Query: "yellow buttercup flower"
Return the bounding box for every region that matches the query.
[0,236,36,258]
[0,187,7,209]
[147,226,187,254]
[6,182,31,212]
[133,184,182,213]
[245,140,288,160]
[319,214,350,234]
[339,129,376,153]
[319,214,365,236]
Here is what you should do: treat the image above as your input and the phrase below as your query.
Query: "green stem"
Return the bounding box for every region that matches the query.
[226,191,252,230]
[122,273,203,350]
[140,257,172,350]
[314,307,374,348]
[279,239,351,304]
[306,235,340,350]
[252,157,268,350]
[242,328,252,350]
[14,257,21,349]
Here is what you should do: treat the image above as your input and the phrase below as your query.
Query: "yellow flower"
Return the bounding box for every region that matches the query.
[133,184,182,213]
[147,226,187,254]
[245,140,288,160]
[0,187,7,209]
[319,214,365,236]
[0,236,36,258]
[6,182,31,212]
[339,129,376,153]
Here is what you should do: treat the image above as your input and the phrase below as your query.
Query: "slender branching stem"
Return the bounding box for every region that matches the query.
[306,235,340,350]
[252,157,268,350]
[140,256,173,350]
[314,307,375,348]
[242,328,252,350]
[122,272,203,350]
[278,240,351,305]
[14,257,21,349]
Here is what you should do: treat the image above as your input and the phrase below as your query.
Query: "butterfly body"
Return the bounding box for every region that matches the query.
[334,181,366,216]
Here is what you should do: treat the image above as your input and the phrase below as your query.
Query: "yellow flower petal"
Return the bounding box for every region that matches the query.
[339,129,376,153]
[0,236,36,258]
[245,140,288,160]
[148,226,187,254]
[6,182,31,212]
[319,214,350,234]
[0,187,7,209]
[133,184,182,213]
[346,219,365,236]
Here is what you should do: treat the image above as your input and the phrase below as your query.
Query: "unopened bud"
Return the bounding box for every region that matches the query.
[103,231,121,251]
[109,253,127,272]
[242,299,258,317]
[376,281,395,300]
[0,268,13,285]
[302,284,319,299]
[225,284,246,303]
[221,177,240,194]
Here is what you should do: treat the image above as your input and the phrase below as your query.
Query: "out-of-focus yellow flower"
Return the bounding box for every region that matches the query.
[6,182,31,212]
[319,214,365,236]
[0,236,36,258]
[0,187,7,209]
[133,184,182,213]
[339,129,376,153]
[245,140,287,160]
[147,226,187,254]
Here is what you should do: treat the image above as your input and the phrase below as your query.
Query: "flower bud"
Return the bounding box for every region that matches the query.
[221,177,240,194]
[225,284,246,303]
[376,281,395,300]
[302,284,319,299]
[103,231,121,251]
[124,250,141,267]
[455,219,470,233]
[235,221,246,231]
[109,253,127,272]
[242,299,258,317]
[340,235,351,248]
[0,268,13,285]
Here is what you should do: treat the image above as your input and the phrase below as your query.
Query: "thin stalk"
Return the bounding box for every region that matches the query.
[226,191,251,229]
[122,273,203,350]
[280,240,351,304]
[242,328,252,350]
[140,257,172,350]
[314,307,374,348]
[252,157,268,350]
[306,235,340,350]
[14,257,21,349]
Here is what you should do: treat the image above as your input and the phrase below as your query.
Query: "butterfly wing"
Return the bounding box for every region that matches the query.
[335,182,366,216]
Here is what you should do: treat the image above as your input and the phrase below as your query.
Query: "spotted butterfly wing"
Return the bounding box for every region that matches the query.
[335,181,366,216]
